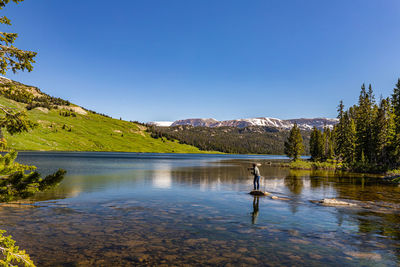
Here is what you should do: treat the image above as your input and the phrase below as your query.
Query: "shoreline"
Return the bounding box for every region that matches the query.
[279,160,400,184]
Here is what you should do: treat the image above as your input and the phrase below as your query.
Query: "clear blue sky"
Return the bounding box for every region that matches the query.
[2,0,400,122]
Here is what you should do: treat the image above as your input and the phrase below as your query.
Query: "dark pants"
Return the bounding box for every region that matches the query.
[253,176,260,190]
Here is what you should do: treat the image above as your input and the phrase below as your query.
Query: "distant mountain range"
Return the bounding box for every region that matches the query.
[149,117,338,130]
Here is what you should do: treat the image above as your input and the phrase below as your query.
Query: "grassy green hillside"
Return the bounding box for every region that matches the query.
[0,78,214,153]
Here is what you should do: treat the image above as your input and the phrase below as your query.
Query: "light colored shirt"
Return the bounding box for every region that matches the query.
[254,166,260,177]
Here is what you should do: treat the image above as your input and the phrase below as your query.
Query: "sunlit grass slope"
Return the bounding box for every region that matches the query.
[0,96,211,153]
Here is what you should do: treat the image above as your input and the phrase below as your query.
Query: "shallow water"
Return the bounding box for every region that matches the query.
[1,152,399,266]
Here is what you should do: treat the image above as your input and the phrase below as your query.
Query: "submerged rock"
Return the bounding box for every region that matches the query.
[319,198,356,206]
[344,251,382,260]
[249,190,270,196]
[271,196,290,201]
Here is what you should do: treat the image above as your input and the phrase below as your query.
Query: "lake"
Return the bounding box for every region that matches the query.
[1,152,399,266]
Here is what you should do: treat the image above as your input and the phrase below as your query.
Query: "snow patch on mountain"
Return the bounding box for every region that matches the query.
[148,121,174,127]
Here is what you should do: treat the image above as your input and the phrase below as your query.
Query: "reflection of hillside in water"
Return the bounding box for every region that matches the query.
[31,170,149,201]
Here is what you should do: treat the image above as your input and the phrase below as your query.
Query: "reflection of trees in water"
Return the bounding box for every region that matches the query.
[333,177,400,203]
[284,171,305,195]
[283,171,305,214]
[355,211,400,262]
[31,171,148,202]
[308,170,332,189]
[357,212,400,239]
[330,169,400,260]
[320,172,400,262]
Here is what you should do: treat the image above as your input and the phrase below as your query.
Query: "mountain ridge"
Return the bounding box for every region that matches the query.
[150,117,338,130]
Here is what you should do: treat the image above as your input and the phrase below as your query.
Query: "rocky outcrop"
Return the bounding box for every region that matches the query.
[59,105,87,115]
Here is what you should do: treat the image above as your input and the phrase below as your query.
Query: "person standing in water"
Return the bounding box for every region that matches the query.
[249,163,261,191]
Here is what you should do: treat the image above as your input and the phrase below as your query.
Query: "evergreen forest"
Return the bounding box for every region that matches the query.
[290,80,400,173]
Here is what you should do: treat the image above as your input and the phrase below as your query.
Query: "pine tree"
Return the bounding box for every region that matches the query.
[335,101,346,160]
[355,84,376,163]
[0,0,36,75]
[323,126,334,160]
[309,127,323,161]
[334,101,356,165]
[284,123,304,161]
[355,84,367,162]
[0,229,35,267]
[392,79,400,129]
[373,97,396,167]
[391,79,400,162]
[342,111,356,164]
[309,127,318,160]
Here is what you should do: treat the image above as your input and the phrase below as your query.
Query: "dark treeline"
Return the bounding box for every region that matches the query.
[147,125,310,154]
[309,79,400,172]
[85,109,112,118]
[0,80,115,119]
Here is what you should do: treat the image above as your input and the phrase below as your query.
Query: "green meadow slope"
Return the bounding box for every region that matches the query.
[0,78,212,153]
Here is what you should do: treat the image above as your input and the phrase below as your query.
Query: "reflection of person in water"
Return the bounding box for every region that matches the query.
[251,196,259,224]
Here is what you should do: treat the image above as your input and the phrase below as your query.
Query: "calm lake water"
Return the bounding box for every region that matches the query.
[1,152,400,266]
